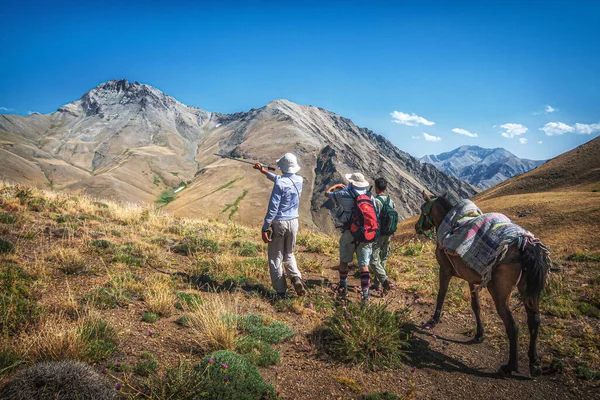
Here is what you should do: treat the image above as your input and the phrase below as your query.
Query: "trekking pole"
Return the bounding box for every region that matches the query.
[213,154,276,171]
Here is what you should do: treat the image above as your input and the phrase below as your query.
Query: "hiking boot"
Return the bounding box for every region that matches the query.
[276,291,288,300]
[292,277,306,296]
[382,280,393,295]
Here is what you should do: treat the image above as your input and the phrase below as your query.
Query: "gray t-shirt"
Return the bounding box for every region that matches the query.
[374,194,396,216]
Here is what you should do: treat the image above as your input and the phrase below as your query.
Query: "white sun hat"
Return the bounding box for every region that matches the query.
[345,172,370,188]
[277,153,301,174]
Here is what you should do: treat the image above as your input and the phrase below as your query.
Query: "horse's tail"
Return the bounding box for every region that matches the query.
[520,237,552,308]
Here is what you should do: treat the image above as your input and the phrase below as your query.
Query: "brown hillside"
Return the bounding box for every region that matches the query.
[475,135,600,200]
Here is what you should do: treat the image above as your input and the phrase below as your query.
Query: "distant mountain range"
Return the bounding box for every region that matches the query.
[0,79,475,232]
[419,146,545,189]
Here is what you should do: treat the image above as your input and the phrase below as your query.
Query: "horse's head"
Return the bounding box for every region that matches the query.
[415,190,438,235]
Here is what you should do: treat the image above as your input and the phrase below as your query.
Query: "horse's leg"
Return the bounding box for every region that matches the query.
[488,269,519,375]
[469,283,484,343]
[518,278,542,377]
[427,247,453,326]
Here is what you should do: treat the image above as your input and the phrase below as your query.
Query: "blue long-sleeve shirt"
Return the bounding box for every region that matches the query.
[262,172,303,231]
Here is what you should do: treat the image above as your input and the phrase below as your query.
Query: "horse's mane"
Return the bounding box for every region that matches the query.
[435,195,455,213]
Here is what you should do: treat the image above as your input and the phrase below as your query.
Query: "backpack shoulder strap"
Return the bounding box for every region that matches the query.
[286,177,300,197]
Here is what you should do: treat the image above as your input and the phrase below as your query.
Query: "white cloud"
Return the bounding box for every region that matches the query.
[545,105,557,113]
[519,138,528,144]
[540,121,600,136]
[540,122,573,136]
[411,135,420,139]
[452,128,478,138]
[0,106,14,112]
[538,140,543,144]
[500,123,528,138]
[574,123,600,135]
[391,111,435,126]
[423,133,441,142]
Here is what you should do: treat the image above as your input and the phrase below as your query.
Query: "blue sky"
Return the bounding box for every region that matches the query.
[1,0,599,160]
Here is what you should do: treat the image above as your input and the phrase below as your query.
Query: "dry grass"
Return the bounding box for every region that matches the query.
[144,275,176,317]
[48,247,88,274]
[186,294,239,353]
[19,315,87,363]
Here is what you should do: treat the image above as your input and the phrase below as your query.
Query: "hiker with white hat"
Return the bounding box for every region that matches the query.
[325,172,379,300]
[254,153,306,298]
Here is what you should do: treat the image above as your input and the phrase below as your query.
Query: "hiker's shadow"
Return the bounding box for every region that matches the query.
[406,323,532,381]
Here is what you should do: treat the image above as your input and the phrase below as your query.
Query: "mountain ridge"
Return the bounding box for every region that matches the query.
[0,79,476,231]
[420,145,545,189]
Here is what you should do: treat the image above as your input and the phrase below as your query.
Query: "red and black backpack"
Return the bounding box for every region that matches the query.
[346,189,380,243]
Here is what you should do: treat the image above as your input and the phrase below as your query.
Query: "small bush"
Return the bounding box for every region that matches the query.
[90,239,114,249]
[27,197,48,212]
[234,313,295,344]
[50,247,88,274]
[232,241,260,257]
[143,360,206,399]
[198,350,276,399]
[0,238,15,254]
[142,312,160,323]
[575,365,598,380]
[79,319,118,363]
[145,276,176,317]
[0,263,42,334]
[577,302,600,318]
[176,292,203,310]
[235,336,281,367]
[187,296,239,352]
[0,213,17,224]
[172,236,218,255]
[316,301,410,370]
[85,274,144,309]
[335,376,362,393]
[567,252,600,262]
[0,360,118,399]
[135,352,159,377]
[176,315,192,327]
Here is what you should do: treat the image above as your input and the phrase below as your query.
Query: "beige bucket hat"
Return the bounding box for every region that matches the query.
[277,153,301,174]
[345,172,370,188]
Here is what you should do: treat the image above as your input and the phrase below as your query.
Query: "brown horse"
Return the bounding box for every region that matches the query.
[414,191,551,377]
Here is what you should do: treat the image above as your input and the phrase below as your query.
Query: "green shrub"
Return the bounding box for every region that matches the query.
[235,336,281,367]
[112,252,143,266]
[144,360,206,399]
[567,252,600,262]
[135,352,159,377]
[234,313,295,344]
[316,301,410,370]
[0,263,42,335]
[575,365,598,380]
[0,213,17,224]
[79,213,103,221]
[232,241,260,257]
[176,292,203,310]
[0,238,15,254]
[90,239,114,249]
[176,315,192,328]
[27,197,48,211]
[78,319,118,363]
[577,302,600,318]
[54,213,77,224]
[142,312,160,323]
[172,237,219,256]
[550,357,566,373]
[84,274,142,309]
[93,201,109,209]
[198,350,276,399]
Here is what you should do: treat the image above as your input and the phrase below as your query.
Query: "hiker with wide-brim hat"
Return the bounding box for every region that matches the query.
[325,172,378,300]
[254,153,306,298]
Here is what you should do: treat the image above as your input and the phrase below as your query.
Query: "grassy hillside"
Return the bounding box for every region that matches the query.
[0,182,598,399]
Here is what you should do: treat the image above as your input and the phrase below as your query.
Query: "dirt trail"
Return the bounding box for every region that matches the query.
[264,251,593,400]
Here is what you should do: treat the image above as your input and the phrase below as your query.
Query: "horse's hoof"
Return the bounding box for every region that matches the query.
[426,318,439,327]
[473,335,484,344]
[498,364,518,377]
[530,363,542,378]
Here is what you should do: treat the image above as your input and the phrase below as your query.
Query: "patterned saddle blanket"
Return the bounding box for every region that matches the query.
[437,199,534,287]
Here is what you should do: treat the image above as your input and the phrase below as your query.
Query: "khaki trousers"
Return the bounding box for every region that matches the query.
[268,219,302,294]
